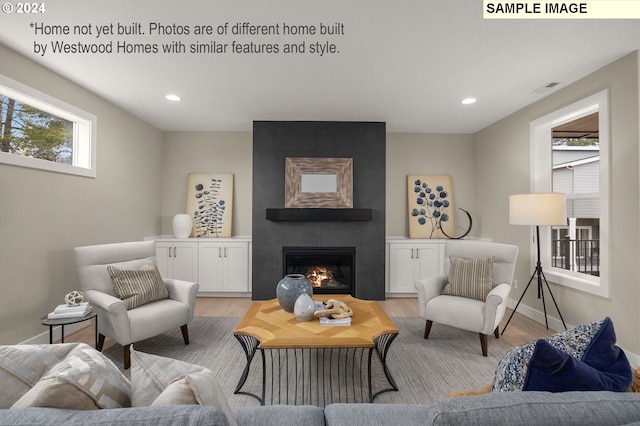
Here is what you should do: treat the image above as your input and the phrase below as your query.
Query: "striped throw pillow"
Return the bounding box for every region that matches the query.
[441,256,495,301]
[108,258,168,309]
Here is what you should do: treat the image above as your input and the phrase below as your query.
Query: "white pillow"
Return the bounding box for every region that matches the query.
[130,347,236,426]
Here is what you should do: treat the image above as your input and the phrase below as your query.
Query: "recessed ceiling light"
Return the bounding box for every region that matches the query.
[165,94,182,102]
[461,98,477,105]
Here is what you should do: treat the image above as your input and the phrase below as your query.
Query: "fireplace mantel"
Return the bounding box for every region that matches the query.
[266,208,372,222]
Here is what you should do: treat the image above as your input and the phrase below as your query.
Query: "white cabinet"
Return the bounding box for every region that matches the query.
[198,241,250,293]
[155,241,198,283]
[155,237,251,294]
[387,239,445,294]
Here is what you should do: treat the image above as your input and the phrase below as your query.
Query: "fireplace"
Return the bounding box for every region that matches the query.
[283,247,355,294]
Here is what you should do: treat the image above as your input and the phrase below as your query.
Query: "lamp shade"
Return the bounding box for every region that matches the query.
[509,193,567,226]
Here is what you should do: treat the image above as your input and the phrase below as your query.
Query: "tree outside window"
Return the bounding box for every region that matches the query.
[1,95,73,164]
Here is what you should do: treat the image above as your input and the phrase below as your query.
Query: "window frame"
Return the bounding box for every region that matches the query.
[0,74,96,178]
[530,90,610,298]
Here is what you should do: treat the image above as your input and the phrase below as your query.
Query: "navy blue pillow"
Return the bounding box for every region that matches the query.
[523,317,632,392]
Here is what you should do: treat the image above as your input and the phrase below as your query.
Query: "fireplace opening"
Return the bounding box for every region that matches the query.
[283,247,355,294]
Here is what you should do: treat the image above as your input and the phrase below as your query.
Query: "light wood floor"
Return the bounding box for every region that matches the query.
[65,297,555,354]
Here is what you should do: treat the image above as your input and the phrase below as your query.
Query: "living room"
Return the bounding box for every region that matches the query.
[1,1,640,408]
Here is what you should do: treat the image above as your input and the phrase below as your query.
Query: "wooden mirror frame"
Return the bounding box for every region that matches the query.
[285,157,353,208]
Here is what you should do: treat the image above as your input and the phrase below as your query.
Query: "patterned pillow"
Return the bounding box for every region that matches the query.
[491,318,624,392]
[130,347,236,426]
[108,257,168,309]
[1,343,131,410]
[442,256,495,301]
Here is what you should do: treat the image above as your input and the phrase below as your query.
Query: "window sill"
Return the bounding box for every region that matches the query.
[544,267,609,298]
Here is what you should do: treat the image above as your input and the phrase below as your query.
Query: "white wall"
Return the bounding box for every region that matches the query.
[0,44,164,344]
[474,52,640,354]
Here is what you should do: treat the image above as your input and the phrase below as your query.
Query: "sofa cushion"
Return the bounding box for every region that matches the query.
[442,256,494,301]
[2,343,130,410]
[324,392,640,426]
[130,348,236,426]
[0,405,229,426]
[108,258,168,309]
[234,405,326,426]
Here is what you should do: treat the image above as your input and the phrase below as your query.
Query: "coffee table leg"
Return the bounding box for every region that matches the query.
[370,333,399,402]
[233,334,264,404]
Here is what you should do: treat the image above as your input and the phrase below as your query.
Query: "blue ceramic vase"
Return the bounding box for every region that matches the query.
[276,274,313,313]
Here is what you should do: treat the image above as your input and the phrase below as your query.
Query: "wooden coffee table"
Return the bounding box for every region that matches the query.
[233,295,399,405]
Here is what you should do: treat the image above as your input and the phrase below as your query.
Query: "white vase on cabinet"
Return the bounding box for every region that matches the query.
[172,214,193,238]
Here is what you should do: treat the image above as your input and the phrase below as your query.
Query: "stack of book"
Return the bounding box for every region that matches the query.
[319,316,352,327]
[47,302,92,319]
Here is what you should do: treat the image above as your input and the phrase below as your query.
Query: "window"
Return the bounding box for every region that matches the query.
[0,74,96,177]
[530,90,609,297]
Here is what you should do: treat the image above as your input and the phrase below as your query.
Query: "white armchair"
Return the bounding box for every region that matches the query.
[74,241,199,369]
[414,240,518,357]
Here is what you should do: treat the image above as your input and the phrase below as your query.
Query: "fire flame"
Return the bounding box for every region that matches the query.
[306,266,335,287]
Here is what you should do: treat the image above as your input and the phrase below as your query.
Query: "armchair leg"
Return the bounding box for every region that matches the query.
[479,334,488,357]
[423,320,433,339]
[181,324,190,345]
[97,334,106,352]
[494,327,500,339]
[123,345,131,370]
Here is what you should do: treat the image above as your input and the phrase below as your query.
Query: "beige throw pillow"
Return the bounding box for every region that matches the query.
[108,257,168,309]
[442,256,495,301]
[130,348,236,426]
[7,343,131,410]
[0,344,73,408]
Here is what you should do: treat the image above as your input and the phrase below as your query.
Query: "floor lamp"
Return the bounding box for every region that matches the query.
[501,193,568,335]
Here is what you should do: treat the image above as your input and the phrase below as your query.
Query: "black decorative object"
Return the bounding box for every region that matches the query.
[440,208,473,239]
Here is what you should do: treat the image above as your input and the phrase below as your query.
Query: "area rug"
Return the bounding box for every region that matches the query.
[104,316,505,407]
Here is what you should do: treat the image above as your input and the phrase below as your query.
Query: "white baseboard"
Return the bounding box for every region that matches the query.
[20,321,90,345]
[506,297,639,368]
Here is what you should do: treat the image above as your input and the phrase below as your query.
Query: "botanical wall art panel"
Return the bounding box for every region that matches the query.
[186,173,233,238]
[408,175,454,238]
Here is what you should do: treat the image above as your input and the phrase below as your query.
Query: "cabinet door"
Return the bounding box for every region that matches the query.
[415,244,441,282]
[155,244,171,278]
[198,243,224,292]
[389,244,418,293]
[171,243,198,282]
[221,243,249,292]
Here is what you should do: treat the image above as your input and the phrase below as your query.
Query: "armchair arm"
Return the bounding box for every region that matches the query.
[482,283,512,335]
[414,275,448,318]
[164,279,199,321]
[83,289,127,315]
[83,289,132,344]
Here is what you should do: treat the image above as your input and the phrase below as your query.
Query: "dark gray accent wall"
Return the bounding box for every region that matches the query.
[252,121,386,300]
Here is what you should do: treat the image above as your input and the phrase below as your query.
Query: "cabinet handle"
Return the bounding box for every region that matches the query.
[173,247,177,258]
[416,248,419,259]
[411,248,414,259]
[219,247,222,258]
[169,247,172,258]
[224,247,228,258]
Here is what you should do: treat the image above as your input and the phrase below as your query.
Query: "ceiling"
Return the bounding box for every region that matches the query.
[0,1,639,134]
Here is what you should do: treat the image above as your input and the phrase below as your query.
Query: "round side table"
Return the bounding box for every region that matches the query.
[40,312,98,348]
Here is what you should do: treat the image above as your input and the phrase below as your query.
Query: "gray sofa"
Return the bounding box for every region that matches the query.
[1,391,639,425]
